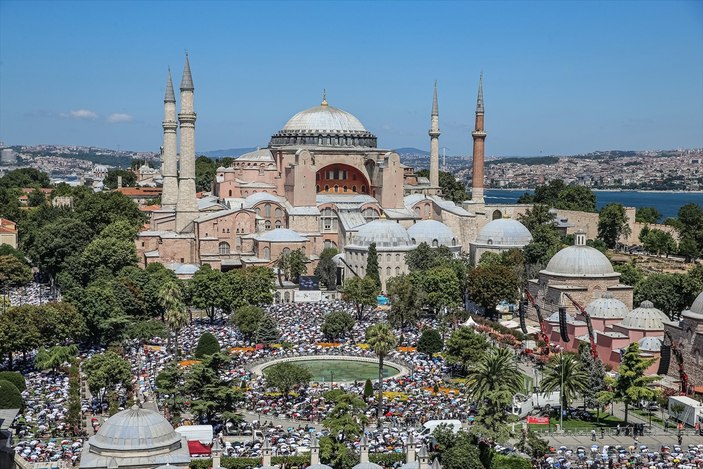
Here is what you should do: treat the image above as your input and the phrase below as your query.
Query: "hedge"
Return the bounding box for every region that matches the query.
[0,371,26,391]
[194,332,221,358]
[0,380,23,409]
[189,453,407,468]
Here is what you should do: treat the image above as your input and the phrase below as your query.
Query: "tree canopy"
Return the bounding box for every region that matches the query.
[321,310,355,341]
[264,362,312,396]
[597,203,631,248]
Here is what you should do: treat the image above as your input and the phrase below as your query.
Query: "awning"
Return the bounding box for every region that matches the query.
[188,440,212,456]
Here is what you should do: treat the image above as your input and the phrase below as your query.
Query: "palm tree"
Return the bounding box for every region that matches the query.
[159,281,188,357]
[540,353,588,412]
[466,346,524,402]
[365,323,397,422]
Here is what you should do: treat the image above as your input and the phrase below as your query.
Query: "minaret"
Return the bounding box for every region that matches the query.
[471,72,487,203]
[429,81,440,189]
[161,68,179,210]
[261,437,272,467]
[418,443,430,469]
[359,435,369,463]
[405,434,416,464]
[175,53,199,232]
[310,435,321,465]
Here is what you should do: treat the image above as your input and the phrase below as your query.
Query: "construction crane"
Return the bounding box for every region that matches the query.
[524,289,550,357]
[562,292,598,360]
[660,331,689,395]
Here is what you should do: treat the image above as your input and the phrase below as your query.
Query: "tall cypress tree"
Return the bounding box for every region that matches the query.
[256,314,280,345]
[366,242,381,287]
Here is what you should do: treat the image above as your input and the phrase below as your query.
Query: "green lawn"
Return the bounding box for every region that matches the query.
[632,408,666,427]
[528,411,623,433]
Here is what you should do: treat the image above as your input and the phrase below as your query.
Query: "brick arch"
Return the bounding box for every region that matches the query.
[316,163,370,194]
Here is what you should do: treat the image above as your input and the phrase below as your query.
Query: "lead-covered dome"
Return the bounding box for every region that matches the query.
[408,220,458,247]
[88,405,183,452]
[638,336,663,352]
[543,245,615,277]
[683,291,703,319]
[585,293,629,319]
[474,218,533,246]
[619,301,668,331]
[352,220,412,248]
[270,98,377,148]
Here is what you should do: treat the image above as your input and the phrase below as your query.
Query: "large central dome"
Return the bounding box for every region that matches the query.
[270,96,377,148]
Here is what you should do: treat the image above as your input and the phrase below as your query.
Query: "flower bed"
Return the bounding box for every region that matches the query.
[316,342,342,347]
[228,347,256,353]
[178,360,201,367]
[397,346,417,353]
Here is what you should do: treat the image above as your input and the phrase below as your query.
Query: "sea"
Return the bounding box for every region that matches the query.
[483,189,703,220]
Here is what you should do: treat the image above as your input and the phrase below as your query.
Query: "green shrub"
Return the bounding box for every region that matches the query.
[0,380,23,409]
[189,455,310,469]
[370,453,407,465]
[0,371,26,391]
[194,332,220,358]
[491,454,532,469]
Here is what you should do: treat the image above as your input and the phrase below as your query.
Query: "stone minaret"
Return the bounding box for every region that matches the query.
[161,68,179,210]
[418,444,430,469]
[429,81,440,189]
[261,437,272,467]
[405,434,416,464]
[471,73,487,203]
[310,435,321,465]
[359,435,369,463]
[175,53,198,232]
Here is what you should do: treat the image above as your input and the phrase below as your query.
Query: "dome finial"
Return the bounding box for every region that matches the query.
[321,89,328,106]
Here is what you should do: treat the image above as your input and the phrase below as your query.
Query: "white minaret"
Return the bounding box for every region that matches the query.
[161,68,179,210]
[359,435,369,463]
[418,444,430,469]
[175,53,199,232]
[405,434,416,464]
[310,435,321,465]
[429,81,440,189]
[261,437,272,466]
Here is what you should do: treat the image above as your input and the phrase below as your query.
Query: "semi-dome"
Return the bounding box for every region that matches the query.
[89,405,182,452]
[270,97,377,148]
[407,220,458,247]
[543,245,615,277]
[638,336,663,352]
[353,220,412,248]
[474,218,533,246]
[585,294,629,319]
[619,301,668,330]
[255,228,307,243]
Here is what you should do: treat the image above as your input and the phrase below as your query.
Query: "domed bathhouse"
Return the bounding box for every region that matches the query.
[469,216,532,265]
[79,405,191,469]
[407,219,461,252]
[664,290,703,392]
[343,219,415,291]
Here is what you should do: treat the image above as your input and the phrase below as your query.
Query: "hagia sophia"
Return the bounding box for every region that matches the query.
[135,55,703,392]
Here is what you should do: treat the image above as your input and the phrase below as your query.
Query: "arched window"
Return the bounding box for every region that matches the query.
[283,247,291,255]
[352,185,357,192]
[386,266,391,276]
[415,207,421,217]
[395,266,401,275]
[487,239,493,245]
[263,246,270,259]
[255,208,261,216]
[424,204,430,216]
[334,185,339,193]
[275,207,282,217]
[265,220,272,230]
[361,185,367,193]
[386,254,391,262]
[343,185,348,192]
[396,254,400,262]
[228,190,232,196]
[432,239,439,247]
[492,210,502,220]
[452,238,457,246]
[264,204,271,217]
[218,242,230,254]
[275,220,281,229]
[316,185,320,192]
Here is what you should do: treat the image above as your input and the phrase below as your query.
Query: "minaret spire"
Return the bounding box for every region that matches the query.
[175,53,199,232]
[161,68,179,210]
[470,72,487,204]
[321,88,328,106]
[428,81,440,190]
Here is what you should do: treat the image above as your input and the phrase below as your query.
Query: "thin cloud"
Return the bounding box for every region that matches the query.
[60,109,99,120]
[107,113,133,124]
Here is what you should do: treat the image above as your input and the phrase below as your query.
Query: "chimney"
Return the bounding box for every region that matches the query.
[575,231,586,246]
[117,175,123,189]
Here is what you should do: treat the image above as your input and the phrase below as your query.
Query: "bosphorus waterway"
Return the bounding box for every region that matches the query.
[484,189,703,220]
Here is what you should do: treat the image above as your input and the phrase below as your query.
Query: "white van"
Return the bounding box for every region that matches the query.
[174,425,214,444]
[419,420,463,436]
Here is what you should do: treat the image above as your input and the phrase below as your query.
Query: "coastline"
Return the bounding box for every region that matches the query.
[486,188,703,194]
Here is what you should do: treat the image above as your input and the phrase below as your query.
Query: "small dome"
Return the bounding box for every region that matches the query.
[308,465,333,469]
[585,294,629,319]
[475,218,533,246]
[353,220,412,248]
[619,301,668,331]
[283,104,367,133]
[400,463,419,469]
[352,464,383,469]
[89,405,182,452]
[638,336,663,352]
[407,220,457,247]
[544,246,615,277]
[547,311,574,322]
[256,228,307,243]
[687,291,703,316]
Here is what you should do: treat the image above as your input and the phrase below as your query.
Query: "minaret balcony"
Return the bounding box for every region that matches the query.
[471,131,487,138]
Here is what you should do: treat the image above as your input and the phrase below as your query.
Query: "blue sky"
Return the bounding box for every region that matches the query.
[1,0,701,156]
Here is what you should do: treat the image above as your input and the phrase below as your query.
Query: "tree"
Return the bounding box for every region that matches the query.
[219,267,275,310]
[416,170,468,204]
[195,156,216,192]
[406,242,454,272]
[467,264,519,317]
[28,188,46,207]
[614,262,644,287]
[540,353,588,410]
[30,217,93,279]
[0,371,26,391]
[363,379,374,399]
[0,168,51,188]
[518,204,556,232]
[256,314,280,345]
[159,281,189,356]
[320,391,368,467]
[442,439,482,469]
[189,264,223,322]
[634,273,700,319]
[342,275,380,320]
[386,274,424,343]
[642,228,677,256]
[518,180,596,212]
[125,319,168,342]
[321,310,355,341]
[264,362,312,397]
[315,247,339,290]
[678,237,700,262]
[365,323,397,421]
[231,305,265,340]
[83,351,132,402]
[417,329,443,355]
[0,380,23,409]
[635,207,661,224]
[74,284,126,344]
[675,203,703,261]
[0,255,32,290]
[491,455,532,469]
[608,342,657,423]
[523,224,563,267]
[578,343,606,410]
[35,344,79,372]
[194,332,221,358]
[287,249,308,283]
[414,267,461,311]
[445,326,488,371]
[598,203,631,248]
[103,169,137,189]
[0,306,42,368]
[366,242,381,287]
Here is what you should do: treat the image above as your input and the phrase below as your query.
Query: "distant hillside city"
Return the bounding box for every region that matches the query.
[1,143,702,191]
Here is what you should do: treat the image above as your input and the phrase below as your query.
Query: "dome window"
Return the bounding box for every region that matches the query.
[432,239,439,247]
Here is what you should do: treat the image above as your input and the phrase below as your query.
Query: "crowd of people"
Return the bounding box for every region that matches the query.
[536,443,703,468]
[7,282,58,307]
